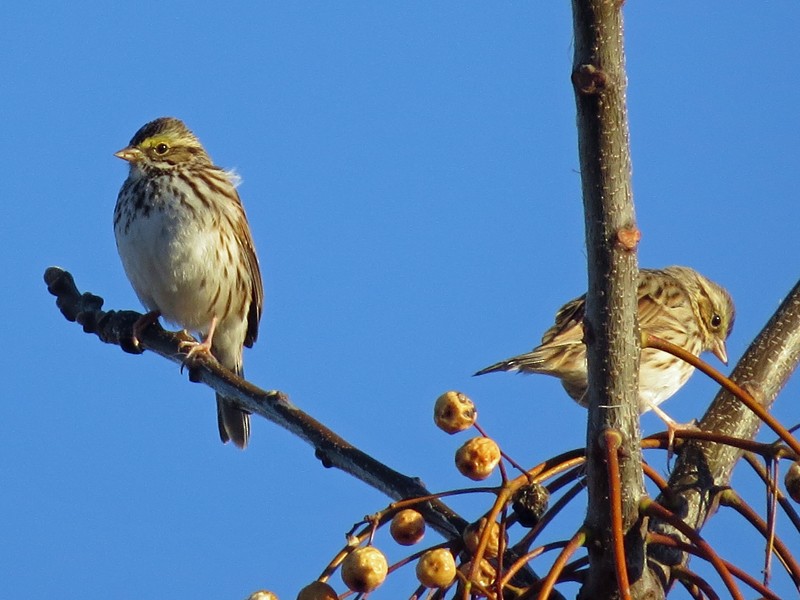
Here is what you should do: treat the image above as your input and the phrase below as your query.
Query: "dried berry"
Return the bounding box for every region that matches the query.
[341,546,388,593]
[512,482,550,527]
[463,517,506,558]
[390,508,425,546]
[416,548,456,588]
[455,437,501,480]
[434,391,477,434]
[296,581,337,600]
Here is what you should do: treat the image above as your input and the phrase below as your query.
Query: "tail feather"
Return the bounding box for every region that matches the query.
[474,340,582,377]
[211,340,251,449]
[474,350,546,377]
[217,394,250,449]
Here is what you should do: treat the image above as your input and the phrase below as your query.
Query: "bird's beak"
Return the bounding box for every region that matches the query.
[712,338,729,365]
[114,146,142,163]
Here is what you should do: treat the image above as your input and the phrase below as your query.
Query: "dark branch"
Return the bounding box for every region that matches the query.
[43,266,466,540]
[651,278,800,579]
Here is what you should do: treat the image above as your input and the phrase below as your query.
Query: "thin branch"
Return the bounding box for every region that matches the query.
[535,528,588,600]
[649,533,783,600]
[650,279,800,576]
[742,451,800,532]
[643,500,744,600]
[45,265,567,597]
[44,266,465,538]
[602,430,632,600]
[717,488,800,587]
[645,334,800,456]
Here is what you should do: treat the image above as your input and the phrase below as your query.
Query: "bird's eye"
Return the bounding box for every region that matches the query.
[154,143,169,155]
[711,314,722,328]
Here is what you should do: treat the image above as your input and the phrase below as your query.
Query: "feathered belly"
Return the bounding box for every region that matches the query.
[116,209,231,335]
[637,347,696,412]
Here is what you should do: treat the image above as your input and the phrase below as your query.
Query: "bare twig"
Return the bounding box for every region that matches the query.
[650,279,800,579]
[602,430,632,600]
[44,266,466,538]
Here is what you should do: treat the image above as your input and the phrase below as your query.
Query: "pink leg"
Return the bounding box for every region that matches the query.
[649,403,698,458]
[179,316,219,362]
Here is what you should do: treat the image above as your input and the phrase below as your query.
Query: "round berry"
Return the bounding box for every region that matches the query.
[246,592,279,600]
[455,437,501,480]
[341,546,388,593]
[390,508,425,546]
[296,581,337,600]
[416,548,456,588]
[786,461,800,503]
[434,391,477,434]
[457,559,496,595]
[512,482,550,527]
[463,517,506,558]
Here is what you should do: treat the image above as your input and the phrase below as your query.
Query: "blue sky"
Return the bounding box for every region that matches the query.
[3,3,799,598]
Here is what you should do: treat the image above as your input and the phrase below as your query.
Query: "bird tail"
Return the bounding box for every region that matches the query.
[217,393,250,449]
[216,360,250,449]
[474,348,552,377]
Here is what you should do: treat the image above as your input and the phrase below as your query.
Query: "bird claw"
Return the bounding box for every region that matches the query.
[648,403,699,462]
[178,316,218,373]
[664,419,700,463]
[180,337,214,363]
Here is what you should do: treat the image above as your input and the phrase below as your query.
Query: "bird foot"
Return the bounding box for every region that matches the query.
[179,316,219,372]
[664,419,700,459]
[179,337,214,361]
[648,403,699,461]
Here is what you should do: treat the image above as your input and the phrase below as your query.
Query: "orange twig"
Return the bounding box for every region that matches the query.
[649,532,782,600]
[718,488,800,587]
[535,528,587,600]
[643,429,796,457]
[642,499,744,600]
[640,460,668,492]
[765,457,779,586]
[602,430,632,600]
[742,452,800,531]
[644,334,800,457]
[671,564,720,600]
[498,541,568,588]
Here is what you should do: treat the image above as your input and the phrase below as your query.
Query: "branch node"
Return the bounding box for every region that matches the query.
[316,448,335,468]
[188,366,203,383]
[615,226,641,252]
[600,428,624,452]
[572,64,608,95]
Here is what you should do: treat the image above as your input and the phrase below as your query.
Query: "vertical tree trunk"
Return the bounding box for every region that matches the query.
[571,1,663,598]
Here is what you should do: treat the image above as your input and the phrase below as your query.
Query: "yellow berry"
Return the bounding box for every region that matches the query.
[296,581,337,600]
[416,548,457,588]
[463,517,506,558]
[390,508,426,546]
[455,437,501,480]
[341,546,388,593]
[457,559,496,596]
[786,461,800,503]
[434,391,477,434]
[247,592,279,600]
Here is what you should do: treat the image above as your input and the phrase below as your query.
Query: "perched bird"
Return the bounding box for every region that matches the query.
[475,266,734,425]
[113,117,263,449]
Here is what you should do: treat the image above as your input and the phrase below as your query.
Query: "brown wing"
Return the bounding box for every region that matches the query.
[243,235,263,348]
[540,294,586,346]
[231,186,263,348]
[635,268,685,333]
